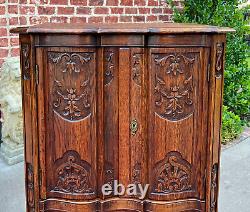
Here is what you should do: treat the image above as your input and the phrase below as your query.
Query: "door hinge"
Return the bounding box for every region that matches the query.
[207,63,211,82]
[35,64,39,85]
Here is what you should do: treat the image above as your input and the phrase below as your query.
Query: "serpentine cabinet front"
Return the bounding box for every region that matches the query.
[16,26,228,212]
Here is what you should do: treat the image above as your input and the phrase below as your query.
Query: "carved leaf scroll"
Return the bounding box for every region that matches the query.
[27,163,35,212]
[132,53,143,86]
[154,53,195,121]
[210,163,218,212]
[51,150,94,195]
[215,43,224,78]
[49,52,93,121]
[152,151,192,194]
[104,51,115,86]
[21,44,30,80]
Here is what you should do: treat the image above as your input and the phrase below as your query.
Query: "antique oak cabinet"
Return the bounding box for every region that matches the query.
[12,23,234,212]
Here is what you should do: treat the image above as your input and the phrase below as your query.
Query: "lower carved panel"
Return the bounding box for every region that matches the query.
[27,163,35,212]
[152,151,192,195]
[51,150,94,195]
[210,163,218,212]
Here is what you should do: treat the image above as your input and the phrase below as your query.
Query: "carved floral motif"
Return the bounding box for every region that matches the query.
[27,163,35,212]
[132,53,143,86]
[104,162,115,191]
[210,163,218,212]
[104,51,114,86]
[215,43,224,77]
[152,151,192,194]
[154,53,195,121]
[21,44,30,80]
[49,52,93,121]
[52,150,94,195]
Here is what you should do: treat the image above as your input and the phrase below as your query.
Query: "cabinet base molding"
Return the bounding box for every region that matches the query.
[39,198,205,212]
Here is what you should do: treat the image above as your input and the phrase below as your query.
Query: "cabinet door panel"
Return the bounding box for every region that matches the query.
[148,48,209,201]
[37,47,97,200]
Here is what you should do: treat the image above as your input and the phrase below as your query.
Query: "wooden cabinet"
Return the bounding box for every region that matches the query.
[12,23,234,212]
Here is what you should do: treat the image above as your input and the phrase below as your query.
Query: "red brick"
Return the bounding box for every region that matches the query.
[0,49,9,58]
[120,0,133,6]
[10,37,19,46]
[133,16,145,22]
[134,0,146,6]
[19,0,27,3]
[39,0,49,4]
[38,6,55,15]
[119,15,132,22]
[30,16,49,25]
[163,8,173,14]
[77,7,91,14]
[8,5,18,14]
[88,16,103,23]
[105,16,118,23]
[148,0,158,6]
[7,0,18,3]
[138,8,150,14]
[146,15,157,22]
[50,16,69,23]
[0,28,7,36]
[106,0,118,6]
[159,15,170,22]
[125,8,137,14]
[11,47,19,57]
[20,6,35,15]
[9,17,19,25]
[70,0,87,5]
[111,8,123,14]
[19,16,27,25]
[58,7,75,15]
[0,18,7,26]
[50,0,68,4]
[70,17,87,24]
[152,8,162,14]
[0,6,5,15]
[94,7,109,14]
[89,0,104,6]
[0,38,8,47]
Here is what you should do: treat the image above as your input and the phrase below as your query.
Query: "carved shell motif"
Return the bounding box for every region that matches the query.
[154,53,195,121]
[52,150,94,195]
[152,151,192,194]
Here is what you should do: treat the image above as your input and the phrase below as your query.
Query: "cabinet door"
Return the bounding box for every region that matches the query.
[148,48,210,201]
[37,47,97,201]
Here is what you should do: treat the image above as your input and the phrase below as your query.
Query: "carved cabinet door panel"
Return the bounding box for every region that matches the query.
[36,47,97,201]
[148,48,210,201]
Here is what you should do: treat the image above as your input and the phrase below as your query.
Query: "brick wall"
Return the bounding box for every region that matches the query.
[0,0,182,68]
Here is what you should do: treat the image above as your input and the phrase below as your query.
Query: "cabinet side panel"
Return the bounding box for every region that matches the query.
[20,35,39,212]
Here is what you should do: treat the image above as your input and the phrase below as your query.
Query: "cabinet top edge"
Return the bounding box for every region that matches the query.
[10,23,235,34]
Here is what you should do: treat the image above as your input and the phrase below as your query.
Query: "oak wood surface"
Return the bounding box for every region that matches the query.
[13,23,230,212]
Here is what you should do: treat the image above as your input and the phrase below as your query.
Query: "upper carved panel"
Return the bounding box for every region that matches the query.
[154,53,196,121]
[152,151,192,195]
[48,52,94,121]
[132,53,143,86]
[21,44,30,80]
[104,51,115,86]
[51,150,94,195]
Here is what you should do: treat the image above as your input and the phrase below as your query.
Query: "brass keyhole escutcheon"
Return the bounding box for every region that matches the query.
[130,119,138,136]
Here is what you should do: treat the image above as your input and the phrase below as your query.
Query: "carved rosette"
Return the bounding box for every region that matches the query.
[104,51,115,86]
[152,151,192,194]
[154,53,195,121]
[132,53,143,86]
[51,150,94,195]
[210,163,218,212]
[21,44,30,80]
[49,52,93,121]
[26,163,35,212]
[215,43,224,78]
